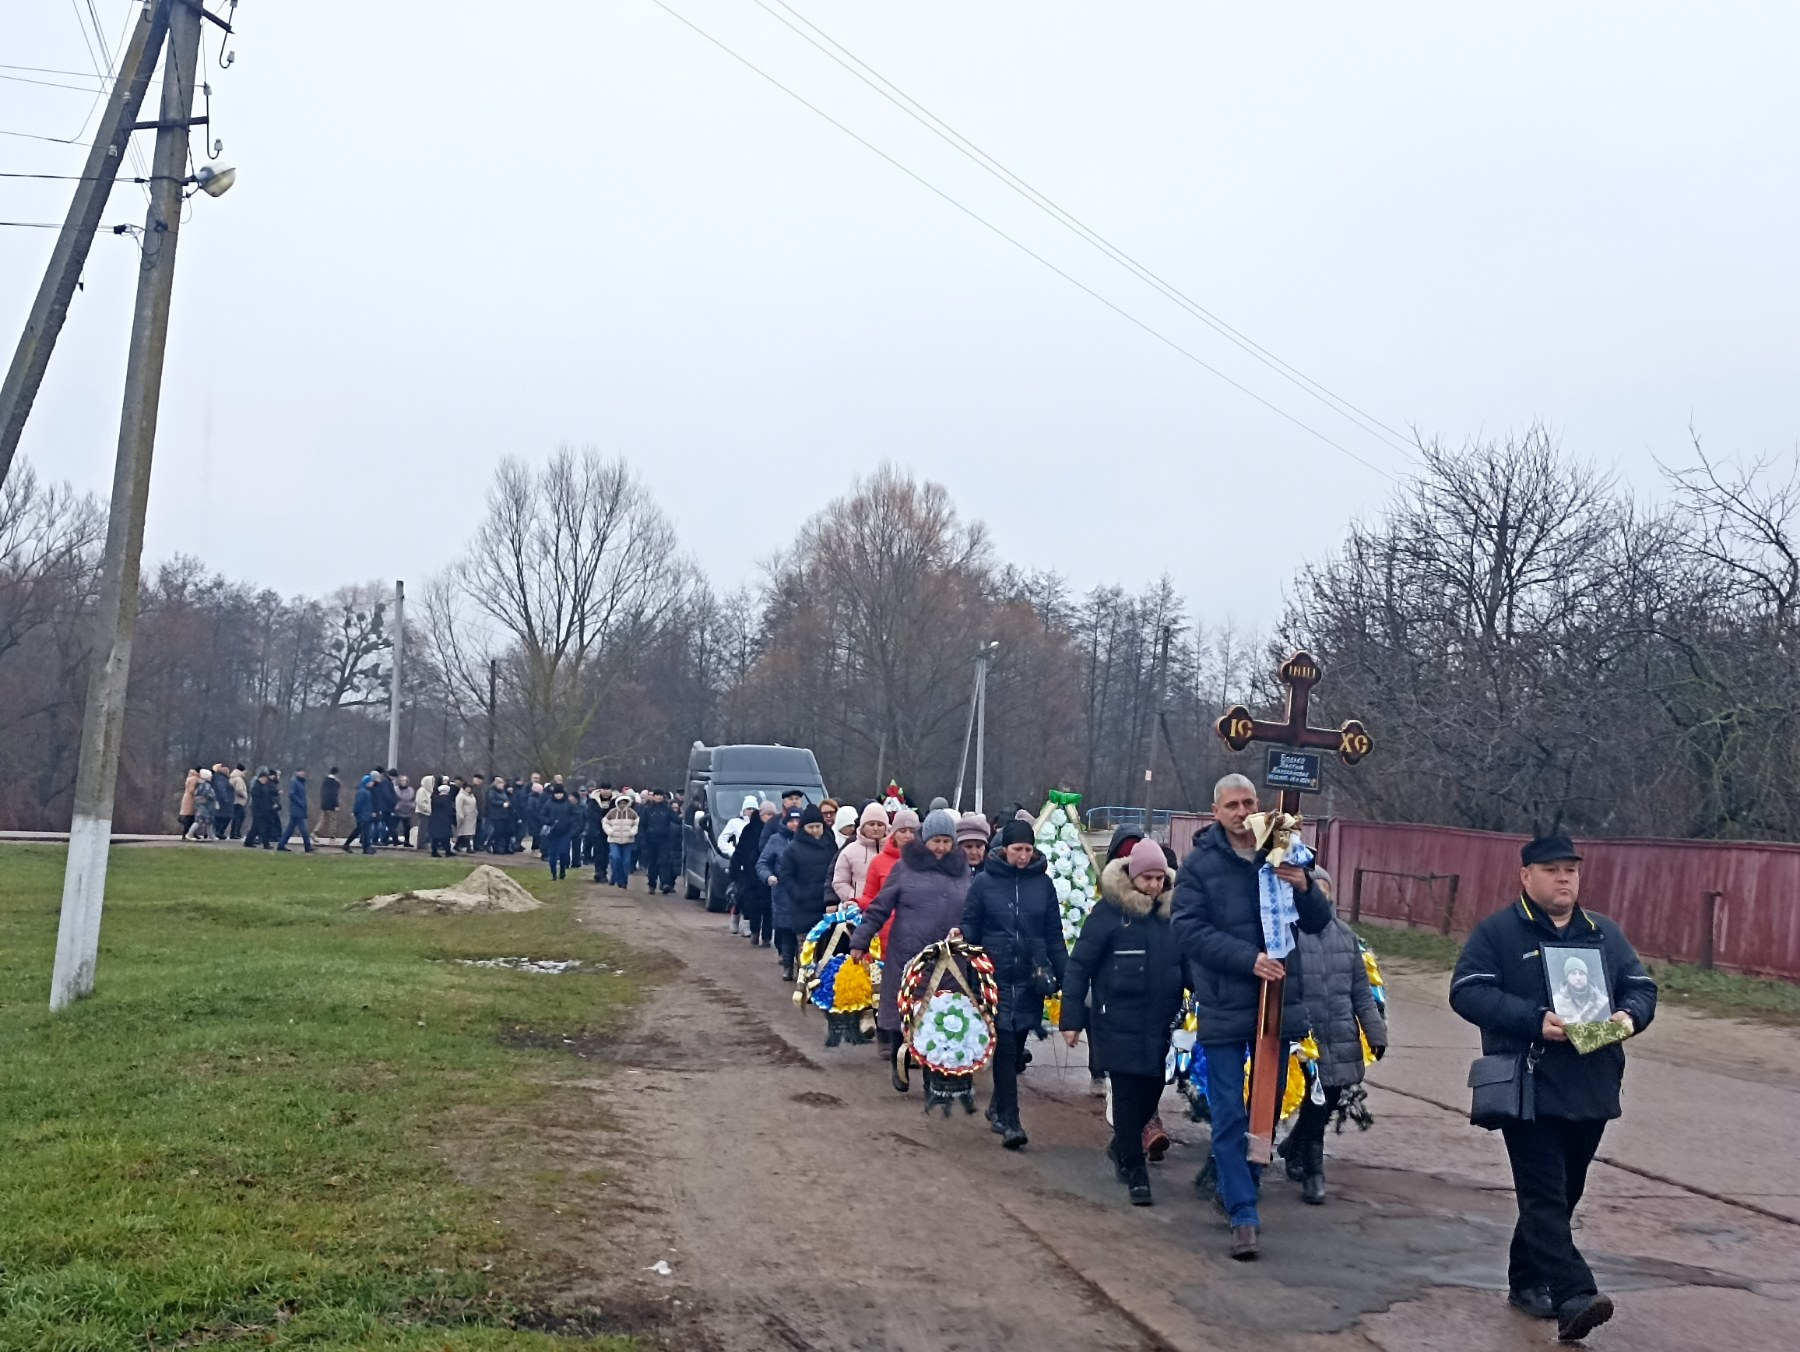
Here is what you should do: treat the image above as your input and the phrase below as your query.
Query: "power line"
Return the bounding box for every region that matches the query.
[0,71,112,94]
[644,0,1402,482]
[0,127,95,146]
[0,171,149,182]
[756,0,1419,463]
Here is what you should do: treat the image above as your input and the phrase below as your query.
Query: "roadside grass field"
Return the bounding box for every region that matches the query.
[0,845,654,1351]
[1353,921,1800,1026]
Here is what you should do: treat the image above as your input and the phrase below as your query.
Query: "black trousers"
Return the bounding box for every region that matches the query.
[988,1027,1033,1122]
[1109,1071,1166,1170]
[639,840,669,890]
[1285,1082,1345,1156]
[773,927,798,964]
[739,884,772,942]
[1500,1116,1607,1305]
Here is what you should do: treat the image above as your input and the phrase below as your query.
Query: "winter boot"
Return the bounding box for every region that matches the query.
[1001,1117,1029,1150]
[1278,1133,1307,1183]
[1105,1142,1130,1182]
[1127,1165,1153,1206]
[1142,1114,1171,1163]
[1301,1139,1327,1205]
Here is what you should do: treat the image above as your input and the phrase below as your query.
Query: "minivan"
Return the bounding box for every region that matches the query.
[681,743,828,910]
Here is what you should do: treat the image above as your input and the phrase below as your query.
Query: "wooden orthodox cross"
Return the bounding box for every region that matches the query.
[1215,651,1372,1164]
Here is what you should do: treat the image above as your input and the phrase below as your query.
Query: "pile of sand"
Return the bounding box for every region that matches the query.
[361,864,541,914]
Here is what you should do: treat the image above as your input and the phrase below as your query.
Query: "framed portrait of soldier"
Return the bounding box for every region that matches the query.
[1546,946,1612,1023]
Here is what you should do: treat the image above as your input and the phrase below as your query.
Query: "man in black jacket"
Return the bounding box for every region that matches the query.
[318,767,341,841]
[1172,773,1331,1261]
[1450,834,1657,1342]
[637,788,678,895]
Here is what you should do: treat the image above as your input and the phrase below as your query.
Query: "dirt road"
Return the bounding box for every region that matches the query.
[500,886,1799,1351]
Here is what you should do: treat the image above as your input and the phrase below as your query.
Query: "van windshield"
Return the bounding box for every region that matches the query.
[707,784,819,819]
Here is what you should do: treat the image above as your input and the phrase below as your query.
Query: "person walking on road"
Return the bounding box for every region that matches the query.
[603,793,640,888]
[394,776,417,847]
[178,767,200,838]
[832,802,888,908]
[428,780,458,857]
[540,782,579,880]
[229,764,249,839]
[960,818,1068,1151]
[732,801,777,944]
[757,808,801,967]
[1450,834,1657,1343]
[849,809,972,1093]
[318,767,341,841]
[638,788,678,894]
[210,763,236,842]
[1172,773,1332,1261]
[773,804,837,983]
[276,769,315,852]
[349,773,378,855]
[1061,838,1185,1206]
[454,780,478,853]
[1280,888,1388,1204]
[189,769,216,840]
[244,768,280,848]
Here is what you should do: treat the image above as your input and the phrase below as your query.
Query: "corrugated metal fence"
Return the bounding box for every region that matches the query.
[1162,813,1800,980]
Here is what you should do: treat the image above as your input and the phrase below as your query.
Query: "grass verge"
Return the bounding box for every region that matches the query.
[1352,920,1800,1026]
[0,844,658,1351]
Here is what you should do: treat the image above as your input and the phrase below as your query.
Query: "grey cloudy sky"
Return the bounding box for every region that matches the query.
[5,1,1798,627]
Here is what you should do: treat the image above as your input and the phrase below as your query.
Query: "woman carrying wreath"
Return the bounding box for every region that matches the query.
[850,808,970,1091]
[959,818,1067,1150]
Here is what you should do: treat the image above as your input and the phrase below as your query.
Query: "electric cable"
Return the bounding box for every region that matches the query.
[757,0,1419,462]
[645,0,1402,482]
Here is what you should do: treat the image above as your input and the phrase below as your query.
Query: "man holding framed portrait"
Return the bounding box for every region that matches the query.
[1449,834,1659,1344]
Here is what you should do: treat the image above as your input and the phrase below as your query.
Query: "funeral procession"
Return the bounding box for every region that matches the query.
[3,4,1797,1351]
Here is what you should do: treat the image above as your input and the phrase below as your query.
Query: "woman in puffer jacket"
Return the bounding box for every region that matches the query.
[1060,839,1185,1207]
[1279,892,1388,1204]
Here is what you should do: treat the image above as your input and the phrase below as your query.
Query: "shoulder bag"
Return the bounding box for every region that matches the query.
[1467,1046,1541,1130]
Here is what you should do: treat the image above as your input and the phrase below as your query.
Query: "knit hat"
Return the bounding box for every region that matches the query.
[999,818,1034,849]
[742,794,760,812]
[1126,838,1169,880]
[891,807,921,832]
[1015,808,1035,823]
[833,805,859,833]
[859,801,889,829]
[785,807,806,827]
[956,813,991,845]
[920,808,958,842]
[928,796,950,812]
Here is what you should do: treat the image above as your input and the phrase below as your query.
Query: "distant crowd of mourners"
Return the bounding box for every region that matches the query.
[173,764,682,884]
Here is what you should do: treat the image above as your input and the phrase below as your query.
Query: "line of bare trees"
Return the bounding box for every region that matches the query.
[5,427,1800,841]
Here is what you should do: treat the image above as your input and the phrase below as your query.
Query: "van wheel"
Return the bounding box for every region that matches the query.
[704,866,731,913]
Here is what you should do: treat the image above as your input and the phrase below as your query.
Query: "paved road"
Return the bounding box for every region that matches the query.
[550,886,1797,1351]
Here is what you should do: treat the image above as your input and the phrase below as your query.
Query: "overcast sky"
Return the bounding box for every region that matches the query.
[5,1,1798,630]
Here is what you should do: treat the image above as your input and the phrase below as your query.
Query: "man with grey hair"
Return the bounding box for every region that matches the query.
[1173,772,1332,1260]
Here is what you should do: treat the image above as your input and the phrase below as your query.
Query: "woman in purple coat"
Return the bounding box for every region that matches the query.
[850,808,971,1093]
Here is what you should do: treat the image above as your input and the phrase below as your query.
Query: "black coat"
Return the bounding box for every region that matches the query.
[729,814,766,883]
[959,851,1068,1032]
[428,788,457,838]
[1171,822,1331,1045]
[485,786,513,825]
[372,778,398,814]
[638,801,677,845]
[251,778,280,820]
[540,794,580,839]
[320,775,340,811]
[774,829,836,932]
[1450,896,1658,1120]
[1061,860,1186,1078]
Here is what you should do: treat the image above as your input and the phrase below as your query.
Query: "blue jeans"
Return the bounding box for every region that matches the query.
[608,843,635,886]
[1203,1041,1287,1228]
[277,816,314,851]
[544,834,570,878]
[357,815,376,854]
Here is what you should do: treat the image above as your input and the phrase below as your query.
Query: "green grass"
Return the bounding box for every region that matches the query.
[0,845,658,1351]
[1352,921,1800,1026]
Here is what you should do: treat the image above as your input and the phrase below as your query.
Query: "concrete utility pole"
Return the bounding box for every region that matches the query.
[972,640,997,815]
[1141,624,1172,839]
[0,1,170,489]
[386,580,404,770]
[50,0,205,1012]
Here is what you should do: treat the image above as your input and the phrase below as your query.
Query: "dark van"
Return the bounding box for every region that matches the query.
[681,743,827,910]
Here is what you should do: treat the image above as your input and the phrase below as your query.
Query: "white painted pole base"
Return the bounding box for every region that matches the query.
[50,814,112,1010]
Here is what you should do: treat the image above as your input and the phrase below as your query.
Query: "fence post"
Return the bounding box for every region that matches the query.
[1441,874,1461,936]
[1351,868,1364,924]
[1700,891,1720,970]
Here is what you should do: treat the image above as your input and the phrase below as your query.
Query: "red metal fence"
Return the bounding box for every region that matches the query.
[1161,814,1800,980]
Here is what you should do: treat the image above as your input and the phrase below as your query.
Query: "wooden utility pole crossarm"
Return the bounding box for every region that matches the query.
[0,1,171,490]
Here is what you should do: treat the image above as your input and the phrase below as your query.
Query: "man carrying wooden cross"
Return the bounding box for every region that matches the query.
[1172,772,1332,1260]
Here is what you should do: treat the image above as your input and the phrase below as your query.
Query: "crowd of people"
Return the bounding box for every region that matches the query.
[170,754,1656,1342]
[686,774,1656,1344]
[173,764,686,885]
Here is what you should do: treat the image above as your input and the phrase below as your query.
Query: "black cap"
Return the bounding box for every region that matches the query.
[999,819,1034,848]
[1521,834,1582,867]
[782,788,805,799]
